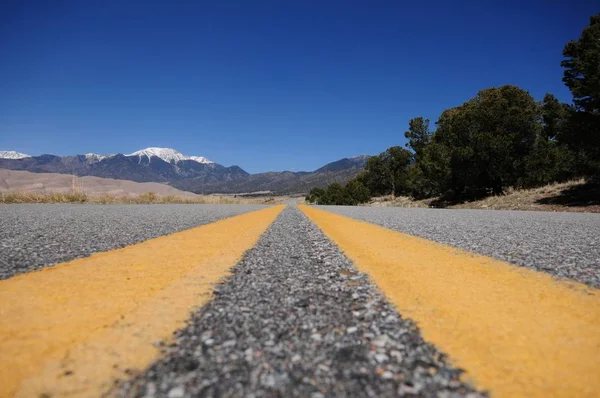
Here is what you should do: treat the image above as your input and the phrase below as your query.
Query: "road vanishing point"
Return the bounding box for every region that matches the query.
[0,203,599,397]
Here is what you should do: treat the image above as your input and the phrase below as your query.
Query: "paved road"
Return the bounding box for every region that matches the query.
[0,204,267,279]
[1,203,598,397]
[301,205,599,397]
[318,206,600,288]
[120,205,482,397]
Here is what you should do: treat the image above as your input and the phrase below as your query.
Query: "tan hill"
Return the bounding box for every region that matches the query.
[0,169,200,198]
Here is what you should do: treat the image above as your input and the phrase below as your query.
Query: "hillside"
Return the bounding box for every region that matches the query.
[367,179,600,213]
[176,156,369,194]
[0,169,200,198]
[0,148,368,194]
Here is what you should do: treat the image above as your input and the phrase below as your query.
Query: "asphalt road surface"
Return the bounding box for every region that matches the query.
[1,203,598,397]
[120,205,482,397]
[318,206,600,288]
[0,204,267,279]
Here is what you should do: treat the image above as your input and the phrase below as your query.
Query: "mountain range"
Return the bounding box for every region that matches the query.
[0,148,368,194]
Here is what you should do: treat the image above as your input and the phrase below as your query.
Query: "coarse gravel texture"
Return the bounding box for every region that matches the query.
[0,204,267,279]
[317,206,600,289]
[118,206,484,398]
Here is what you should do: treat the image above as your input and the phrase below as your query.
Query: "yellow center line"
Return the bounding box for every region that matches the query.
[299,205,600,398]
[0,205,284,398]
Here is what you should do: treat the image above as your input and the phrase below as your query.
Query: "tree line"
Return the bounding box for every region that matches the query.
[307,14,600,206]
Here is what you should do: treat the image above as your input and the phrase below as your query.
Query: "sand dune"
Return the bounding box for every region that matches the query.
[0,169,199,198]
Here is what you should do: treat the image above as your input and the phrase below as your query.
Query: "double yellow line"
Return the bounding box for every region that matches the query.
[300,205,600,397]
[1,204,598,397]
[0,205,284,397]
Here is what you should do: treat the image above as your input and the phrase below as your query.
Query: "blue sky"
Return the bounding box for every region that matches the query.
[0,1,597,173]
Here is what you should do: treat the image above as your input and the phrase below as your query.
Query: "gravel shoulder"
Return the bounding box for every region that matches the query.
[316,206,600,288]
[0,204,267,279]
[119,206,484,398]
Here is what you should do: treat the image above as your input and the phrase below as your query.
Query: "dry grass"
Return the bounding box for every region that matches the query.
[0,170,286,205]
[0,191,282,205]
[368,195,430,208]
[450,179,588,211]
[367,179,600,213]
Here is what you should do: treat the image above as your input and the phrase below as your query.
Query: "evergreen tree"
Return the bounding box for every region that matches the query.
[434,85,539,196]
[561,14,600,176]
[404,117,431,159]
[561,14,600,114]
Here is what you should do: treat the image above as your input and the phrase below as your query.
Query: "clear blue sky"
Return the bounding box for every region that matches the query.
[0,1,597,173]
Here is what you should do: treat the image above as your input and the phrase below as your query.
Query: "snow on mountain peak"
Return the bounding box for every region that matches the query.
[85,153,113,161]
[0,150,31,159]
[126,147,214,164]
[189,155,213,164]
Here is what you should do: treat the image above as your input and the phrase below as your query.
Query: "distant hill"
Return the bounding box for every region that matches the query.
[0,148,369,194]
[180,155,369,194]
[0,169,200,198]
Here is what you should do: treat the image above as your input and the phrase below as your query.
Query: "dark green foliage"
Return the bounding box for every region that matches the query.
[307,14,598,205]
[310,84,586,205]
[434,86,540,196]
[517,93,577,187]
[311,84,584,205]
[380,146,413,196]
[408,141,451,198]
[561,14,600,114]
[404,117,431,159]
[305,180,371,205]
[561,14,600,177]
[541,94,569,141]
[361,147,413,197]
[363,155,391,196]
[305,187,326,204]
[324,182,345,204]
[306,147,412,205]
[564,110,600,176]
[519,138,576,187]
[343,179,371,204]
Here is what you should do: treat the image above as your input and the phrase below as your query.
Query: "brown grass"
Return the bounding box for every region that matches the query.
[367,179,600,213]
[368,195,430,208]
[0,191,282,205]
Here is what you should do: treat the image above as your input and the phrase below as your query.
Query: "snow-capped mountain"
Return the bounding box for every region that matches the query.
[0,147,368,194]
[350,154,370,161]
[0,150,31,159]
[0,147,244,189]
[85,153,113,162]
[126,147,214,164]
[188,155,213,164]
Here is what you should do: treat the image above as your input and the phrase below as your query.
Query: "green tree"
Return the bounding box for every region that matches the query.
[306,178,371,206]
[561,14,600,177]
[343,179,371,204]
[403,116,452,198]
[541,94,569,141]
[434,85,539,196]
[404,117,431,159]
[517,93,577,187]
[306,187,326,204]
[363,155,390,195]
[520,137,576,187]
[561,14,600,114]
[358,147,414,197]
[325,182,346,204]
[409,140,451,198]
[381,146,413,196]
[565,110,600,176]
